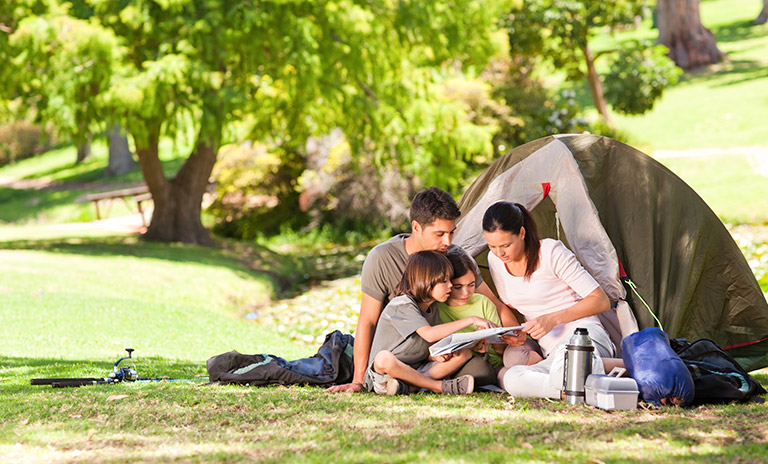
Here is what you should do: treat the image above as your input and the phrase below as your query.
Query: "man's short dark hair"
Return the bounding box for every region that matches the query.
[409,187,461,226]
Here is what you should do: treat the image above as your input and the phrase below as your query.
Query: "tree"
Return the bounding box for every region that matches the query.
[656,0,724,70]
[105,124,137,177]
[756,0,768,25]
[80,0,510,244]
[5,10,121,165]
[506,0,678,127]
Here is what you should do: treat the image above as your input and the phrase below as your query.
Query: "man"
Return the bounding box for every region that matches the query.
[326,187,523,393]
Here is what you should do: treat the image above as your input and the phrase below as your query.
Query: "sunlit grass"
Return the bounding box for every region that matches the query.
[588,0,768,150]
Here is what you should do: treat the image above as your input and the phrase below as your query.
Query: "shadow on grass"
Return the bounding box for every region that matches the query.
[680,58,768,87]
[0,186,88,223]
[10,385,763,463]
[0,234,367,299]
[710,18,768,44]
[1,355,206,394]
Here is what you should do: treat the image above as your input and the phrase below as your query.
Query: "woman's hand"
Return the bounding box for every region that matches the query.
[499,331,526,346]
[521,313,560,340]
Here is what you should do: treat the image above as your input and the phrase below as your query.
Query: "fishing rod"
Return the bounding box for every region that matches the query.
[30,348,209,388]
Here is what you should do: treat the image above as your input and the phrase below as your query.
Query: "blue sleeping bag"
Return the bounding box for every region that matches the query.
[622,327,694,406]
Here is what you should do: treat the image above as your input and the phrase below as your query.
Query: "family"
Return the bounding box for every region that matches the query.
[325,187,624,398]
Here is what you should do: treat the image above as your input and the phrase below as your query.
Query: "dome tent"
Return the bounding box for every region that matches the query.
[454,134,768,371]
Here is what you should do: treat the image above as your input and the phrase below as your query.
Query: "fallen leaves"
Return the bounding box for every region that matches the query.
[106,394,129,402]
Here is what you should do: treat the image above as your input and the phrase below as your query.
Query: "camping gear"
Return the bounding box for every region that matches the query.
[622,327,694,406]
[454,134,768,370]
[31,348,138,388]
[207,330,354,386]
[563,327,594,404]
[671,338,766,404]
[585,368,639,410]
[31,348,207,388]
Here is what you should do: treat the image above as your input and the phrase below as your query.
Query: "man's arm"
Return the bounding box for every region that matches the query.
[324,293,382,392]
[475,282,526,346]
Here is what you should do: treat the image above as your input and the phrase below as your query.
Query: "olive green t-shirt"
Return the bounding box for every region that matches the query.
[437,294,504,368]
[360,234,483,309]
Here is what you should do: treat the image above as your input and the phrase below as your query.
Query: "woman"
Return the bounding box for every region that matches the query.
[483,201,618,399]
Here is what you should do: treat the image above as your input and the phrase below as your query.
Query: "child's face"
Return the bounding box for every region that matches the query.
[430,277,453,303]
[446,271,476,306]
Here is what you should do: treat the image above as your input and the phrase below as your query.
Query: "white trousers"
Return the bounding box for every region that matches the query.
[498,322,615,399]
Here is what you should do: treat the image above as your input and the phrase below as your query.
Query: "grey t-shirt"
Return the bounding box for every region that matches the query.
[363,294,442,390]
[360,234,483,308]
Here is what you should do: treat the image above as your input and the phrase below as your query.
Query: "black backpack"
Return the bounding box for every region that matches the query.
[670,338,766,404]
[207,330,354,386]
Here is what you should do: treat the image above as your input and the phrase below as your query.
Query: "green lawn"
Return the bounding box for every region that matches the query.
[2,228,767,463]
[658,154,768,225]
[0,140,186,225]
[592,0,768,151]
[2,2,768,460]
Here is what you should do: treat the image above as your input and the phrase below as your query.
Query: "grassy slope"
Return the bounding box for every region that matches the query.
[588,0,768,150]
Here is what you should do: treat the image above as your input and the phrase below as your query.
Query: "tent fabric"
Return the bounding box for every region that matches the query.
[455,134,768,371]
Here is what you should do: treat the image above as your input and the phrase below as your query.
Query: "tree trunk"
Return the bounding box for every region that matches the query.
[756,0,768,25]
[582,44,613,128]
[76,137,91,164]
[656,0,724,70]
[104,124,137,177]
[134,123,217,245]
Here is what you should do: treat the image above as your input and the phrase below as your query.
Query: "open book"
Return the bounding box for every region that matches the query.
[429,326,524,357]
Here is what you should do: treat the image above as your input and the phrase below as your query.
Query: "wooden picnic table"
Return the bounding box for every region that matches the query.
[82,185,152,226]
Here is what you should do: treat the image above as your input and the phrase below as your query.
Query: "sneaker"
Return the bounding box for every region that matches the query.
[441,375,474,395]
[385,377,411,395]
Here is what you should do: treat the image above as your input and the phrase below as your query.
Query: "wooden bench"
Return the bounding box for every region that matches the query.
[82,185,152,226]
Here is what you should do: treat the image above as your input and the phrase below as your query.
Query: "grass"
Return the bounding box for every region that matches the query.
[657,154,768,225]
[0,140,186,225]
[0,226,767,463]
[586,0,768,151]
[2,2,768,459]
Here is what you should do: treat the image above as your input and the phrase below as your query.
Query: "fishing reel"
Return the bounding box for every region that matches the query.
[110,348,138,382]
[31,347,139,388]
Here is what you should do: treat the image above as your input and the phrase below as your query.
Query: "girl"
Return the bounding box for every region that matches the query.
[483,201,620,399]
[438,249,543,387]
[364,250,497,395]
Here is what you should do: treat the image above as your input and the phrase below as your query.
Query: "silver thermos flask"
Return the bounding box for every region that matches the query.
[563,327,594,404]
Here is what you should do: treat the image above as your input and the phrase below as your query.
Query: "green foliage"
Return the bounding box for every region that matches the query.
[481,57,599,151]
[505,0,676,125]
[6,12,121,144]
[4,0,516,239]
[209,141,307,238]
[506,0,645,80]
[0,120,55,166]
[604,41,682,115]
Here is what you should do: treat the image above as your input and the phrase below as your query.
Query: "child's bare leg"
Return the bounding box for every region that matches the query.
[373,351,442,392]
[423,348,473,380]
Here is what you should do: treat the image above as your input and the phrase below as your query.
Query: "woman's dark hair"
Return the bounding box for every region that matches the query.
[446,248,478,281]
[482,201,540,279]
[395,250,453,303]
